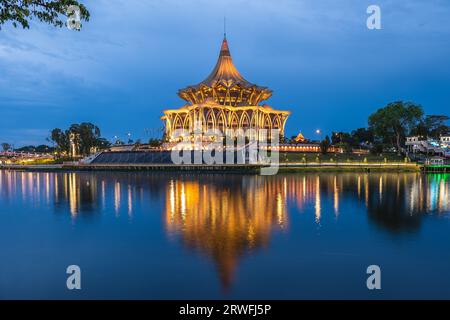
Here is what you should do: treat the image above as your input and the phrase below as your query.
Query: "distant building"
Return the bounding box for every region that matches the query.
[406,136,450,157]
[109,144,135,152]
[294,132,307,143]
[441,136,450,146]
[426,157,445,166]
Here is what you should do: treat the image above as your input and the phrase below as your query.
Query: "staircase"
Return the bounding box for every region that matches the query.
[79,152,103,164]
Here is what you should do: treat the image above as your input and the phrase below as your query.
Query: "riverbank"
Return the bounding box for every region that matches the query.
[0,162,422,173]
[278,162,421,173]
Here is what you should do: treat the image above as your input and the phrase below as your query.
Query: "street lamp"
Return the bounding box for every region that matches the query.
[316,129,322,141]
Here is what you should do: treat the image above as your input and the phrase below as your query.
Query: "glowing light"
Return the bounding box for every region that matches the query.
[114,182,121,216]
[315,176,321,224]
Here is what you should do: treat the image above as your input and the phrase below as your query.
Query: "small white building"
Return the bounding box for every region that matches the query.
[426,157,445,166]
[441,136,450,146]
[406,136,447,155]
[405,136,426,153]
[109,144,135,152]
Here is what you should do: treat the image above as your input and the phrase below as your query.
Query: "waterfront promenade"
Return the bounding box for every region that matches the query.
[0,161,421,173]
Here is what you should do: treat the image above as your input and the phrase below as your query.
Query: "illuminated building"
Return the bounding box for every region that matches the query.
[294,132,307,143]
[161,36,291,142]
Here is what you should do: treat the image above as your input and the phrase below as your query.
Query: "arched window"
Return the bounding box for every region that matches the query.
[263,115,272,129]
[240,112,250,129]
[183,114,192,131]
[250,113,258,129]
[230,113,239,129]
[174,115,183,130]
[273,116,281,129]
[206,110,216,130]
[217,111,227,133]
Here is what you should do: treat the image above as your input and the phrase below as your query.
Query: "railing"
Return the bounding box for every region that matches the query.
[279,162,418,167]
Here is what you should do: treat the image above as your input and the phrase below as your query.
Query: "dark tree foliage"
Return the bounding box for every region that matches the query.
[369,101,424,153]
[148,138,163,147]
[320,135,331,154]
[351,128,374,145]
[1,142,11,151]
[15,144,55,153]
[0,0,89,29]
[411,115,450,139]
[50,123,110,157]
[50,127,70,154]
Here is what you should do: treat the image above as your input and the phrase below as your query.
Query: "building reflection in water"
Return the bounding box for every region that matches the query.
[165,176,288,288]
[0,170,449,288]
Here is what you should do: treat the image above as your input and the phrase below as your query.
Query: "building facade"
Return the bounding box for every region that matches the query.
[406,136,450,157]
[161,37,290,142]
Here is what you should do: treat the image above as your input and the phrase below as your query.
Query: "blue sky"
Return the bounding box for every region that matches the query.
[1,0,450,146]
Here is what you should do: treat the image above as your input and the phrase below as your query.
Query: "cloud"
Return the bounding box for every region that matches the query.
[0,0,449,145]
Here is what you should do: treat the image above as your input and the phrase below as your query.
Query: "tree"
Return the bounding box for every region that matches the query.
[35,144,52,153]
[50,123,107,157]
[0,0,89,29]
[15,145,55,153]
[134,139,142,148]
[411,115,450,139]
[96,138,110,150]
[149,138,162,148]
[332,132,351,145]
[50,128,70,155]
[114,139,125,146]
[370,143,384,155]
[320,136,331,154]
[351,128,374,145]
[289,135,297,144]
[67,122,107,156]
[369,101,424,154]
[71,122,101,155]
[1,142,11,151]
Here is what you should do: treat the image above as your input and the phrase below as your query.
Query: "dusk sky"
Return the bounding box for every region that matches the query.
[1,0,449,146]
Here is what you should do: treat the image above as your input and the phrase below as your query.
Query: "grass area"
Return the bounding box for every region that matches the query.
[278,166,420,173]
[13,158,56,165]
[278,152,408,164]
[9,157,77,165]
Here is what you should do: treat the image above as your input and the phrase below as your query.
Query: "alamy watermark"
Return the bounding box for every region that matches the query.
[366,265,381,290]
[66,265,81,290]
[169,121,281,175]
[66,5,82,31]
[367,5,382,30]
[63,264,381,292]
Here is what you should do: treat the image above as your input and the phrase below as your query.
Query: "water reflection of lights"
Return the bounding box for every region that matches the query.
[0,170,449,288]
[315,176,321,223]
[379,176,383,202]
[114,182,121,216]
[45,173,50,205]
[165,177,288,288]
[69,173,78,217]
[357,175,361,198]
[333,176,339,216]
[101,180,106,209]
[128,185,133,217]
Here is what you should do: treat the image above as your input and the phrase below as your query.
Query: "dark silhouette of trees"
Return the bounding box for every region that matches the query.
[50,123,109,157]
[0,0,89,29]
[369,101,424,153]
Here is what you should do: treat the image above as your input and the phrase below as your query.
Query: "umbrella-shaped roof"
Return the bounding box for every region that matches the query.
[178,37,272,106]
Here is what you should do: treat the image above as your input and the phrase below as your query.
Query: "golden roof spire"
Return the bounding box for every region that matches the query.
[219,37,231,58]
[178,36,273,106]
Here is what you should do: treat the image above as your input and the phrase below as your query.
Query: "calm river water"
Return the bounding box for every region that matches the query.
[0,171,449,299]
